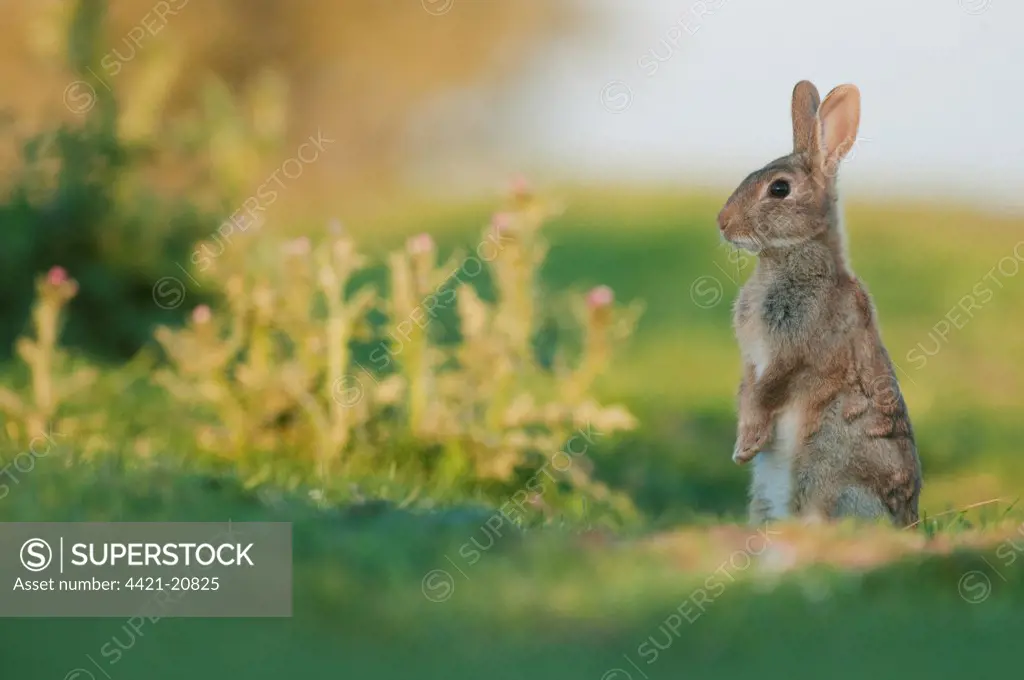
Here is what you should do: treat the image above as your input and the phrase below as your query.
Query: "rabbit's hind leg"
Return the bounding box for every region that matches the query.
[831,485,888,522]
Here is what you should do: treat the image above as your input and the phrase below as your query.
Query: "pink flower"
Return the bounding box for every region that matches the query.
[586,285,614,310]
[407,233,435,255]
[282,237,311,256]
[192,305,212,324]
[491,212,514,234]
[328,218,345,236]
[509,175,531,198]
[47,266,69,287]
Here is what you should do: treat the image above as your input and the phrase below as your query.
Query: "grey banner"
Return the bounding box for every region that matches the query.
[0,522,291,617]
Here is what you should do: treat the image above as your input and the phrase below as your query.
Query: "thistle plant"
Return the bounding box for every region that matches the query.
[379,232,466,438]
[565,285,644,405]
[291,229,376,468]
[154,302,249,453]
[154,225,375,479]
[0,267,97,442]
[372,181,644,518]
[151,181,641,519]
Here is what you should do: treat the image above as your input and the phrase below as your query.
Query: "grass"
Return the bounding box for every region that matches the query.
[3,459,1024,679]
[3,188,1024,678]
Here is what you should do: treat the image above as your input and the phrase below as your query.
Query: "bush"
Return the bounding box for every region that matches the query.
[0,118,211,358]
[1,0,288,358]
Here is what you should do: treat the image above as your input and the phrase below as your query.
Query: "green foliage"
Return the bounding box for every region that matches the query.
[0,118,209,357]
[148,188,642,524]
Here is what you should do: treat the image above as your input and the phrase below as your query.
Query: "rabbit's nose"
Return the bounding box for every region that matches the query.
[717,205,735,232]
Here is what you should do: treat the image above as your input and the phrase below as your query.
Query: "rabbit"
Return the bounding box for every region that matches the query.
[716,80,921,526]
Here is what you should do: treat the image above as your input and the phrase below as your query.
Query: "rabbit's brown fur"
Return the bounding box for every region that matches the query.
[718,80,921,526]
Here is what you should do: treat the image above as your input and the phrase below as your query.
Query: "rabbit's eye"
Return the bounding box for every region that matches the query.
[768,179,790,198]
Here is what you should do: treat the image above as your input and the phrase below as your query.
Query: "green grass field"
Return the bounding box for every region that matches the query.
[3,190,1024,679]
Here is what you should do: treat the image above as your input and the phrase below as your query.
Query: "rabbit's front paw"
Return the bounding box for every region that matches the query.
[732,420,771,465]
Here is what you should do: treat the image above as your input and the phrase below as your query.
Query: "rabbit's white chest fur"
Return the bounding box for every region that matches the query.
[744,318,801,518]
[747,336,770,380]
[753,406,802,520]
[736,283,803,519]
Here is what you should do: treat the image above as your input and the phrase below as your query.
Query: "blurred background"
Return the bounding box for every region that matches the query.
[1,1,1023,679]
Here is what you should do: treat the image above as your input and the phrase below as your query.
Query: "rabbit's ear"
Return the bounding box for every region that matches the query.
[818,84,861,174]
[791,80,821,156]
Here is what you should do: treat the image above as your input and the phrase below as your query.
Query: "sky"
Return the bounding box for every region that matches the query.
[475,0,1022,210]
